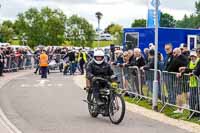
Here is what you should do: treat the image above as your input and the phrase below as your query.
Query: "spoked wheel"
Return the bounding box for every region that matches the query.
[109,94,125,124]
[87,91,99,118]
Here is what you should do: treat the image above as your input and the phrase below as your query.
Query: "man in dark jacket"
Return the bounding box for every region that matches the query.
[63,49,76,75]
[127,48,145,95]
[86,50,113,105]
[166,48,188,107]
[167,48,188,72]
[129,48,145,68]
[180,43,190,59]
[164,43,173,71]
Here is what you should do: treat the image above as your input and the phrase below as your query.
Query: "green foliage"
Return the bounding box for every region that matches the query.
[195,0,200,15]
[125,97,200,125]
[92,40,113,48]
[0,20,15,42]
[176,1,200,28]
[66,15,95,48]
[14,7,67,48]
[131,19,146,27]
[104,23,123,45]
[160,12,176,27]
[131,12,176,28]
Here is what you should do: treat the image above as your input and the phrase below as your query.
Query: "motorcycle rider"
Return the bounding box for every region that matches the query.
[86,49,113,105]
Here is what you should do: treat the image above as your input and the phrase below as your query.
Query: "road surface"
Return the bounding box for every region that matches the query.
[0,73,190,133]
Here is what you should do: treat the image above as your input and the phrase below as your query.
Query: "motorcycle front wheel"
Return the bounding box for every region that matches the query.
[109,94,125,124]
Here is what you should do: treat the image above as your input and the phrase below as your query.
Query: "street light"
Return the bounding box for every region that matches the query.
[21,33,27,46]
[95,12,103,48]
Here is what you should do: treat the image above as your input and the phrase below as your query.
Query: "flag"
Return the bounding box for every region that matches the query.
[147,0,161,28]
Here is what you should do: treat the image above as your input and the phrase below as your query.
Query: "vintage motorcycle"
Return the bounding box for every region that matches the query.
[84,76,126,124]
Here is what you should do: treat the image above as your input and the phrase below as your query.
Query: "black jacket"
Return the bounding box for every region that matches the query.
[0,53,4,63]
[128,56,145,68]
[163,52,173,71]
[64,51,75,62]
[86,60,113,80]
[193,60,200,77]
[143,57,154,70]
[167,54,188,72]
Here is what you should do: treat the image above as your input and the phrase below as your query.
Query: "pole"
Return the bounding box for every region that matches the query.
[152,0,159,111]
[98,19,100,48]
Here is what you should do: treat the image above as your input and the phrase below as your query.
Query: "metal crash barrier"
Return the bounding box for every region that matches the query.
[113,65,200,119]
[3,55,34,72]
[160,71,200,119]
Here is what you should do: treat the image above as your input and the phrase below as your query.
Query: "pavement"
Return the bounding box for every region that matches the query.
[0,72,194,133]
[0,70,33,133]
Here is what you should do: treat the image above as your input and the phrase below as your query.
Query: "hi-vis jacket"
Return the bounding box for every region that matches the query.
[39,53,48,67]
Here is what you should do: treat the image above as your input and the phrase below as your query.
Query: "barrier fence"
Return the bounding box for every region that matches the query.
[2,54,67,73]
[3,54,34,72]
[112,65,200,119]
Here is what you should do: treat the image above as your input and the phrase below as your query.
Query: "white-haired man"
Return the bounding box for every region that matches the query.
[167,48,188,113]
[126,48,145,95]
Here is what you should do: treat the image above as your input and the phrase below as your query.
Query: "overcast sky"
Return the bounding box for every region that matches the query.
[0,0,198,29]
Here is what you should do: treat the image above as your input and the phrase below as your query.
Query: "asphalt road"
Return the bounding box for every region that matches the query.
[0,72,191,133]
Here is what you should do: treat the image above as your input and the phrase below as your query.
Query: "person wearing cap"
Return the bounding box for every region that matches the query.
[39,50,48,78]
[149,43,155,50]
[178,51,200,116]
[180,43,190,59]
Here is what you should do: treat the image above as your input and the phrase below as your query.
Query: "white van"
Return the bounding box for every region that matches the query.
[100,33,112,41]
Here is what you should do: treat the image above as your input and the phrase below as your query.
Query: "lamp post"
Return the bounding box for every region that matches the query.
[21,33,27,46]
[152,0,159,111]
[95,12,103,48]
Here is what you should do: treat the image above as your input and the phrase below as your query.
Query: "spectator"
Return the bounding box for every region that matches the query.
[0,48,4,76]
[178,51,200,117]
[167,48,188,72]
[158,52,164,71]
[167,48,188,113]
[112,50,124,88]
[122,51,129,90]
[192,48,200,77]
[127,50,134,63]
[164,43,173,71]
[78,49,87,75]
[142,49,155,70]
[129,48,145,68]
[39,50,48,79]
[180,43,190,58]
[128,48,145,95]
[149,43,155,50]
[143,48,149,64]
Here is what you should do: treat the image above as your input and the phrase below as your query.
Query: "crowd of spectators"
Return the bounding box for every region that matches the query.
[110,43,200,117]
[0,44,33,76]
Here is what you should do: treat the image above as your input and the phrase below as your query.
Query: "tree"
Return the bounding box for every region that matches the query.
[131,19,146,27]
[176,1,200,28]
[14,7,67,48]
[104,24,115,33]
[160,12,176,27]
[104,23,123,45]
[0,20,15,43]
[195,1,200,15]
[66,15,95,47]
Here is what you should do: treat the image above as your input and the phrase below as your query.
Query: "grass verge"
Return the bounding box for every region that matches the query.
[124,96,200,125]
